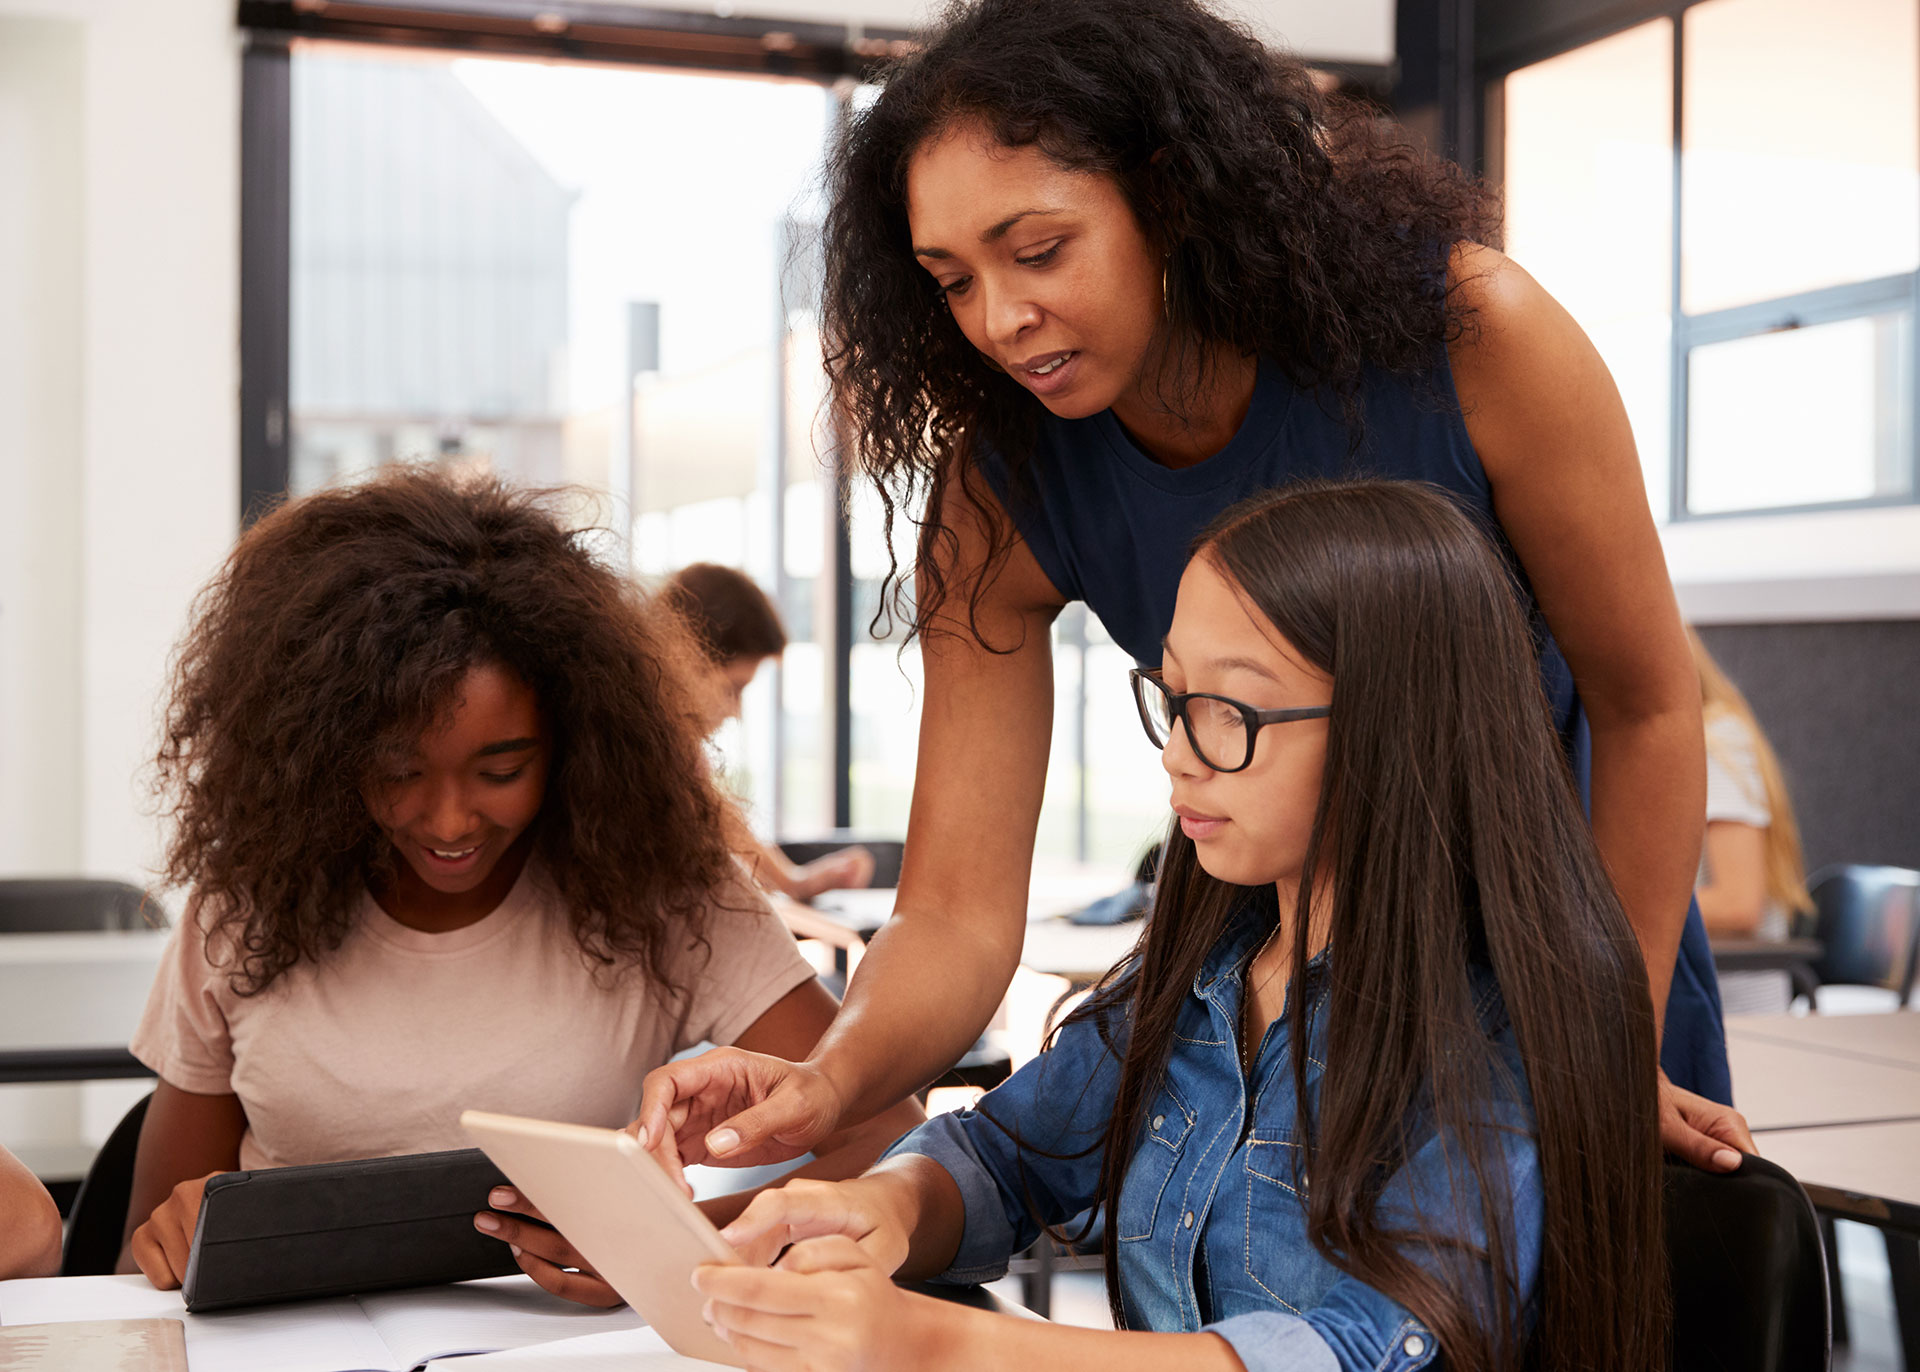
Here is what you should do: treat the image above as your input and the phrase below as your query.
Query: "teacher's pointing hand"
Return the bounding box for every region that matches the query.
[634,1045,846,1190]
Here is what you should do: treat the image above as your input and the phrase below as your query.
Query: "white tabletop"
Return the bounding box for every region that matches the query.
[0,929,169,1051]
[809,863,1142,983]
[1725,1010,1920,1070]
[1757,1119,1920,1218]
[1728,1031,1920,1132]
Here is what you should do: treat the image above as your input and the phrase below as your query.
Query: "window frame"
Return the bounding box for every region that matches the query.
[236,2,1393,857]
[238,8,873,828]
[1481,0,1920,523]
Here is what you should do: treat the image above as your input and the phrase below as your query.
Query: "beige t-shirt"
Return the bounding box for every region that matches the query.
[130,864,814,1171]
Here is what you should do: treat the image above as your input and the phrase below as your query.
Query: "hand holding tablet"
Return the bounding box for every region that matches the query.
[460,1110,746,1367]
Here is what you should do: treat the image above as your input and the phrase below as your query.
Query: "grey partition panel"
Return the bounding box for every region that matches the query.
[1694,621,1920,873]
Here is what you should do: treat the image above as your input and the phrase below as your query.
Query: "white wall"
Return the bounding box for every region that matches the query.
[0,16,85,876]
[0,0,239,888]
[1666,506,1920,625]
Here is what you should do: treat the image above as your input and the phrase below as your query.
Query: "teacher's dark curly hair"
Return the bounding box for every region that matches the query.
[820,0,1499,644]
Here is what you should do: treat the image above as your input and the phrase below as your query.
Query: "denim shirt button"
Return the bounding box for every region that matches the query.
[1183,1210,1194,1229]
[1152,1114,1165,1131]
[1403,1334,1427,1358]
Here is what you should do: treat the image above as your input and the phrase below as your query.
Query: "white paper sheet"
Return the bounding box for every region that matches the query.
[0,1276,392,1372]
[358,1276,645,1366]
[0,1274,645,1372]
[423,1326,730,1370]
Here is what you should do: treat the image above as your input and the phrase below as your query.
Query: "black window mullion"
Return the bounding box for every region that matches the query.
[239,34,293,525]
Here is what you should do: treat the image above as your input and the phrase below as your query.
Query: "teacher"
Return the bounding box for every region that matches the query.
[639,0,1752,1173]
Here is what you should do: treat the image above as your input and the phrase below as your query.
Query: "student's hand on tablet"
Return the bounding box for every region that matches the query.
[129,1172,219,1289]
[474,1187,624,1308]
[1659,1070,1756,1172]
[634,1047,845,1186]
[696,1235,943,1372]
[718,1177,911,1273]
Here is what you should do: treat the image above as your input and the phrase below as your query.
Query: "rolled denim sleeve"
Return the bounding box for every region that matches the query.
[881,1005,1127,1285]
[880,1113,1026,1283]
[1207,1312,1342,1372]
[1209,1309,1437,1372]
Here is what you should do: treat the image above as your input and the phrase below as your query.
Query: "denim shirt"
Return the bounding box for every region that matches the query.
[886,911,1543,1372]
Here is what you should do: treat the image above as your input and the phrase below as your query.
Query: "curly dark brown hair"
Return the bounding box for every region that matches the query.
[156,466,740,997]
[821,0,1501,643]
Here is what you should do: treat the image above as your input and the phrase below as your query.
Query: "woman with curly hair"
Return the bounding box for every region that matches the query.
[120,467,921,1301]
[640,0,1752,1188]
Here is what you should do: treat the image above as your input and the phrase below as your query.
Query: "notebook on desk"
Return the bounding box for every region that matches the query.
[0,1274,644,1372]
[426,1326,729,1369]
[0,1317,187,1371]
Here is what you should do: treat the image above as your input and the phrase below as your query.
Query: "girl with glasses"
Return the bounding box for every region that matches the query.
[697,480,1667,1372]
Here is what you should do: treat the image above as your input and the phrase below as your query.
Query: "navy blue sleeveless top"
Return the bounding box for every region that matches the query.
[975,350,1732,1102]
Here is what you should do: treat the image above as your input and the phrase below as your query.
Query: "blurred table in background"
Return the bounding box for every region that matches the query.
[0,931,166,1084]
[1728,1010,1920,1071]
[805,861,1139,985]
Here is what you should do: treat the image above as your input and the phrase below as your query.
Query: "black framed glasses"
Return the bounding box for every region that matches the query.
[1129,668,1330,774]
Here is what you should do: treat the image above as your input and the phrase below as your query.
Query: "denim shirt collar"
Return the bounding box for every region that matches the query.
[1193,889,1332,1005]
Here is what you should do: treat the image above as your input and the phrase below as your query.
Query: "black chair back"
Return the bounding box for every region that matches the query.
[1667,1153,1830,1372]
[0,878,163,933]
[777,838,905,889]
[1802,864,1920,997]
[61,1091,153,1276]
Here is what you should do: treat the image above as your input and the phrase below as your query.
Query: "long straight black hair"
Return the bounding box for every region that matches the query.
[1061,481,1666,1370]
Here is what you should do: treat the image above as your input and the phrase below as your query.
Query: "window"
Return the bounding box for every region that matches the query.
[285,44,837,833]
[1501,20,1675,514]
[1498,0,1920,520]
[842,513,1166,868]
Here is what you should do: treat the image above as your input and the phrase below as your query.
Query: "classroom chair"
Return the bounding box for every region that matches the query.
[776,837,905,889]
[59,1091,152,1276]
[1795,865,1920,1014]
[1667,1152,1830,1372]
[0,878,162,933]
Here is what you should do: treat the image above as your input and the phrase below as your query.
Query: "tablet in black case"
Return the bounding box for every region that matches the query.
[181,1148,527,1312]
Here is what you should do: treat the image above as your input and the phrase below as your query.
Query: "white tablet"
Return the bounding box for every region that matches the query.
[460,1110,743,1366]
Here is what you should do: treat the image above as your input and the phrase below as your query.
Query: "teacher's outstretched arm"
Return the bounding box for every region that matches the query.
[636,474,1065,1177]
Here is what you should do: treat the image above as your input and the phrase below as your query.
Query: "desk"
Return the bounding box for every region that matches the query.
[0,931,167,1046]
[808,864,1139,985]
[1728,1033,1920,1132]
[1728,1011,1920,1071]
[1760,1120,1920,1238]
[1759,1119,1920,1369]
[0,1272,1035,1371]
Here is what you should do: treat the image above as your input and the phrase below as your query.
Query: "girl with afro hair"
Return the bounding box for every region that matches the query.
[120,466,921,1303]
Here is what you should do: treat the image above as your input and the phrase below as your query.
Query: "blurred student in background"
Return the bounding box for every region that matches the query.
[1689,627,1815,1015]
[665,563,875,902]
[0,1142,62,1278]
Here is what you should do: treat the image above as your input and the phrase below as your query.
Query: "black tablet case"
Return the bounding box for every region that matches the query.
[181,1148,527,1312]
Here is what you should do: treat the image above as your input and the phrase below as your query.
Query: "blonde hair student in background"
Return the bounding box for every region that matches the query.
[1688,628,1815,1015]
